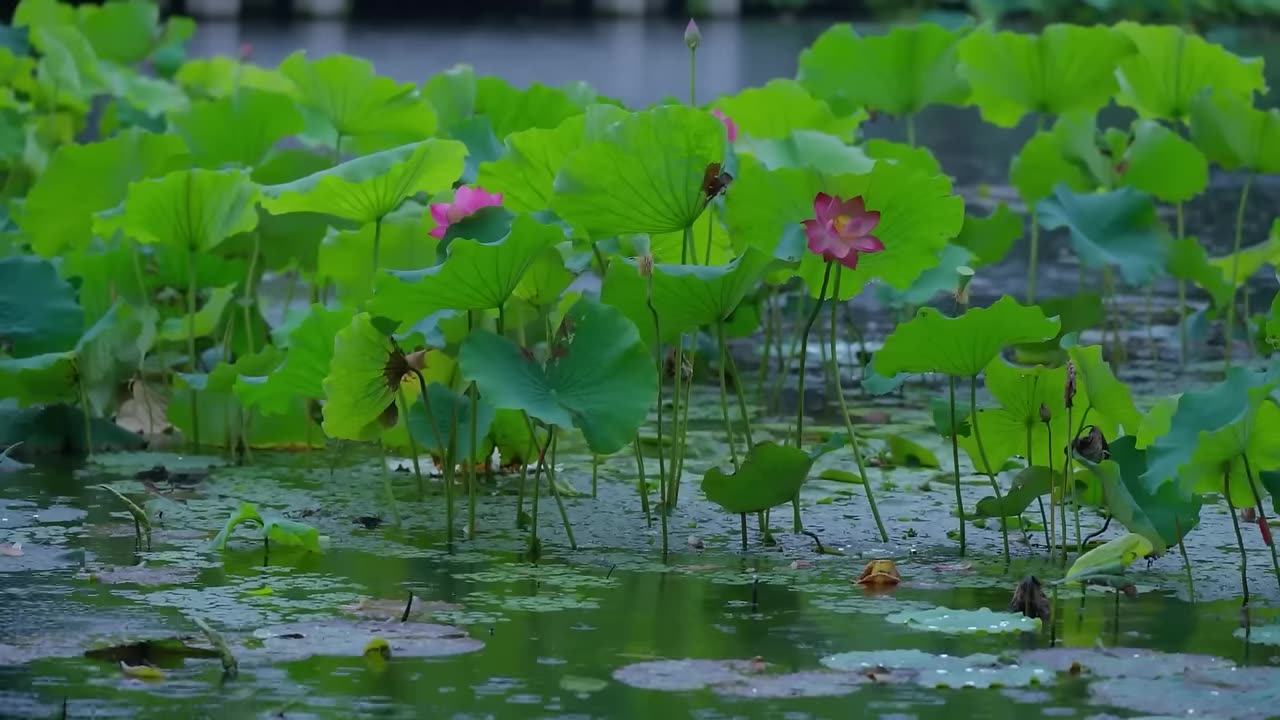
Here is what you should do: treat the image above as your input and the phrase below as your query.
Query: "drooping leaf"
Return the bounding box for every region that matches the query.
[1075,436,1201,554]
[1114,23,1265,122]
[259,139,466,224]
[406,383,496,462]
[1062,533,1153,583]
[957,24,1134,127]
[712,79,859,139]
[551,105,724,237]
[1067,344,1141,436]
[1037,185,1168,287]
[1122,120,1209,203]
[974,466,1056,518]
[876,296,1061,377]
[701,441,815,515]
[1167,236,1232,309]
[99,168,260,253]
[458,297,656,455]
[170,88,304,169]
[278,50,435,146]
[796,23,969,117]
[733,130,874,176]
[873,243,971,308]
[0,255,82,357]
[1188,89,1280,174]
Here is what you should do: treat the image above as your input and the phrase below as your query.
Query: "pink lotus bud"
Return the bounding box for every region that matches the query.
[684,19,701,50]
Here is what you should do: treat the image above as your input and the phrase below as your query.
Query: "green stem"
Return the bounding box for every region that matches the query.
[1174,516,1195,600]
[632,434,652,525]
[829,267,887,542]
[187,246,201,450]
[970,375,1010,559]
[669,339,684,505]
[75,363,93,458]
[1243,454,1280,593]
[243,231,260,355]
[758,287,775,405]
[398,391,426,500]
[497,302,506,337]
[377,442,402,526]
[716,321,739,468]
[333,132,343,164]
[1026,114,1045,304]
[1046,420,1057,562]
[1225,173,1255,370]
[1066,406,1079,557]
[591,454,599,498]
[467,381,479,540]
[703,204,715,265]
[723,335,755,449]
[1176,201,1187,370]
[740,513,748,551]
[542,431,577,549]
[371,216,383,297]
[949,375,966,556]
[644,272,668,512]
[1028,425,1050,550]
[445,401,457,543]
[793,264,834,532]
[1226,468,1251,607]
[905,112,916,147]
[527,423,553,556]
[688,45,696,107]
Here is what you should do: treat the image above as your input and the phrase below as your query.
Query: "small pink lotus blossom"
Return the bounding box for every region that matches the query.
[429,186,502,239]
[802,193,884,270]
[711,108,737,143]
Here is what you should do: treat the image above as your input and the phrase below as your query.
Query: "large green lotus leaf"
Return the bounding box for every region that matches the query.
[99,168,259,255]
[422,64,474,131]
[1076,436,1201,554]
[796,23,969,117]
[863,139,943,176]
[959,358,1068,474]
[20,128,186,256]
[874,243,972,308]
[30,23,101,107]
[475,105,628,214]
[712,79,859,139]
[369,214,561,325]
[722,156,816,259]
[320,313,408,441]
[0,255,82,356]
[959,24,1134,127]
[278,50,435,145]
[551,105,724,237]
[600,248,774,347]
[234,305,349,415]
[1184,395,1280,506]
[1167,236,1232,309]
[1208,232,1280,296]
[1136,396,1179,450]
[317,209,438,307]
[1063,533,1153,583]
[475,75,583,140]
[0,302,139,409]
[406,382,496,462]
[458,297,656,455]
[1037,185,1167,287]
[974,466,1055,518]
[1114,23,1265,121]
[1122,120,1208,203]
[876,296,1061,377]
[954,203,1022,267]
[259,139,466,224]
[1068,344,1141,436]
[171,88,304,169]
[734,130,874,175]
[73,0,160,65]
[1188,89,1280,173]
[174,57,296,99]
[701,441,815,515]
[157,285,237,342]
[796,161,964,299]
[1009,131,1092,204]
[513,247,574,308]
[1051,111,1115,188]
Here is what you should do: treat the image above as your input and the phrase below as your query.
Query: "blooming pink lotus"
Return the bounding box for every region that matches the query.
[429,186,503,239]
[802,193,884,270]
[711,108,737,143]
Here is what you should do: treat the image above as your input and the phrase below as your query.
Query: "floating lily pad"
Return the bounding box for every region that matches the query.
[1234,625,1280,646]
[79,564,199,586]
[821,649,1053,689]
[1089,668,1280,720]
[248,619,482,660]
[885,607,1041,635]
[613,658,760,692]
[1020,647,1234,678]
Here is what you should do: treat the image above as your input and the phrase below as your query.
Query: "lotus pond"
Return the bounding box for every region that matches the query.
[5,2,1280,718]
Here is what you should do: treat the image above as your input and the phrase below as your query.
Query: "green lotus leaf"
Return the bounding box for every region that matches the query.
[875,296,1060,378]
[1136,396,1179,450]
[1068,344,1141,436]
[422,64,475,131]
[320,313,408,441]
[722,156,813,258]
[157,285,236,342]
[1075,436,1201,554]
[369,214,562,325]
[600,248,773,346]
[885,434,939,468]
[959,358,1068,474]
[170,88,304,168]
[957,24,1134,127]
[99,168,259,254]
[735,130,874,175]
[873,243,971,308]
[235,304,350,416]
[1063,532,1153,583]
[475,105,629,214]
[886,607,1041,635]
[259,139,466,224]
[954,203,1022,267]
[475,75,584,140]
[406,382,496,462]
[712,79,859,139]
[794,161,964,299]
[0,255,82,356]
[489,407,537,465]
[974,467,1056,518]
[20,128,186,256]
[458,297,656,455]
[1114,22,1265,121]
[278,50,435,146]
[210,501,322,553]
[646,205,737,265]
[1122,120,1209,203]
[863,139,942,175]
[317,208,438,307]
[551,105,724,237]
[1208,231,1280,295]
[1167,236,1232,309]
[513,247,574,308]
[73,0,161,65]
[701,441,815,515]
[1009,131,1091,204]
[13,0,73,28]
[30,24,102,107]
[796,23,969,117]
[1037,185,1168,287]
[1188,89,1280,173]
[1051,111,1115,188]
[174,57,296,99]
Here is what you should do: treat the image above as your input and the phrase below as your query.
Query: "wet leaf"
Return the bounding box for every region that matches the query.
[249,619,481,661]
[821,649,1054,688]
[885,606,1041,635]
[119,661,164,680]
[974,467,1056,519]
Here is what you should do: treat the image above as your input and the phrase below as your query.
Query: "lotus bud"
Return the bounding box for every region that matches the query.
[684,19,701,50]
[1039,402,1051,424]
[955,265,974,306]
[405,349,428,371]
[1064,360,1077,409]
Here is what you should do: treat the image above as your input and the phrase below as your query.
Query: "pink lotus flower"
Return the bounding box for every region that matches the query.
[429,185,502,239]
[802,193,884,270]
[711,108,737,143]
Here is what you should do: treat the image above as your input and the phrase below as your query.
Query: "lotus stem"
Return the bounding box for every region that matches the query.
[1225,468,1251,607]
[1176,201,1187,370]
[723,332,755,449]
[758,287,775,405]
[905,113,916,147]
[333,132,343,164]
[410,369,448,516]
[1174,515,1195,601]
[770,290,806,413]
[1027,425,1050,551]
[1224,173,1255,370]
[715,321,739,468]
[632,433,652,525]
[1242,454,1280,592]
[186,246,201,450]
[370,216,383,297]
[527,423,553,557]
[445,400,458,543]
[543,430,577,550]
[949,374,966,556]
[829,268,887,542]
[970,375,1010,560]
[397,390,426,500]
[704,205,715,265]
[75,363,93,458]
[1066,405,1080,557]
[1045,419,1057,563]
[643,269,668,517]
[1026,114,1045,304]
[740,513,748,551]
[669,340,685,505]
[793,263,833,532]
[377,442,401,527]
[243,231,259,355]
[497,302,506,337]
[467,381,479,540]
[591,454,599,498]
